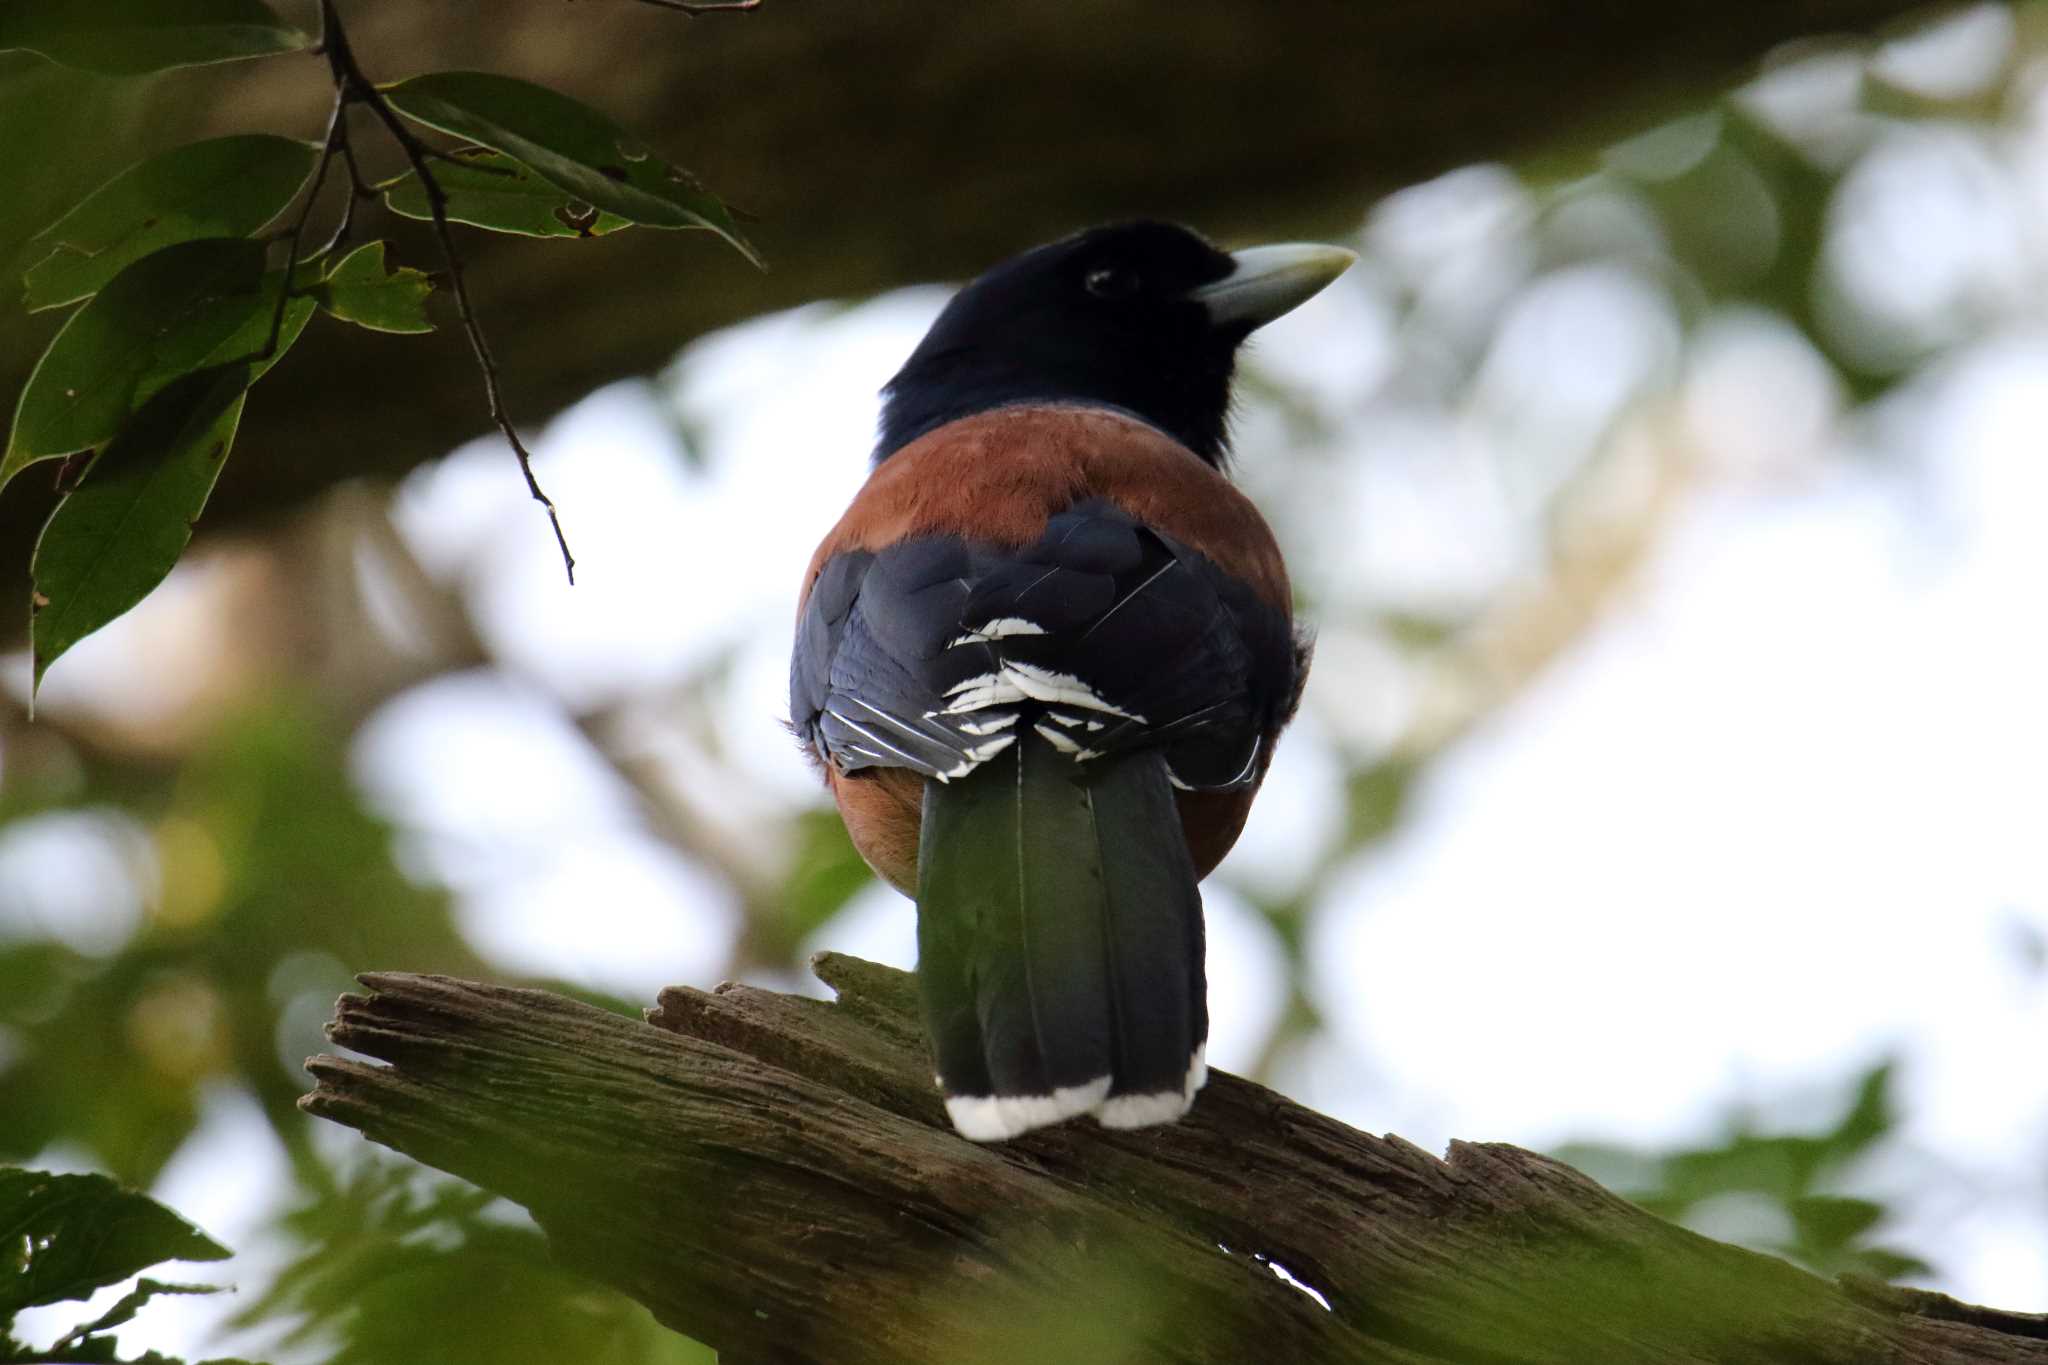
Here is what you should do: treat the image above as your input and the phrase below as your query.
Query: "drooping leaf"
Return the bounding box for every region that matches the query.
[0,0,307,74]
[379,72,760,264]
[313,240,436,334]
[29,365,253,693]
[0,1167,229,1317]
[21,135,320,311]
[0,68,158,325]
[381,147,632,239]
[51,1277,223,1347]
[2,238,309,492]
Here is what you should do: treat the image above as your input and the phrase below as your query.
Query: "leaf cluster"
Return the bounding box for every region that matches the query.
[0,0,755,696]
[0,1165,252,1365]
[1555,1062,1933,1282]
[240,1163,712,1365]
[0,692,710,1362]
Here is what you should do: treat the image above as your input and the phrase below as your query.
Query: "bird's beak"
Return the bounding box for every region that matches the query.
[1191,242,1357,330]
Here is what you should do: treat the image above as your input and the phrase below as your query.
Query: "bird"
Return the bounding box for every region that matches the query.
[790,220,1354,1141]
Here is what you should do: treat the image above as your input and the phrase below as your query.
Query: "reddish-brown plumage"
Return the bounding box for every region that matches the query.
[824,766,924,893]
[801,404,1288,894]
[800,407,1291,613]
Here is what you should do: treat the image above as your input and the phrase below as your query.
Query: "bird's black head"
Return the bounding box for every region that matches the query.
[876,221,1354,467]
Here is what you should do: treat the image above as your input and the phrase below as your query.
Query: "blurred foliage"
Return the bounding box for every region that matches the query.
[0,699,708,1361]
[1226,3,2048,1130]
[1556,1063,1933,1282]
[754,806,874,962]
[242,1161,710,1365]
[0,1165,251,1364]
[0,700,486,1185]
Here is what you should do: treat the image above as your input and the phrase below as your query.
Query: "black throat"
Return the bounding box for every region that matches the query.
[875,350,1237,466]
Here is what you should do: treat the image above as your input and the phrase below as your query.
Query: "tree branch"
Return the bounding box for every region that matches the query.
[301,958,2048,1365]
[634,0,763,13]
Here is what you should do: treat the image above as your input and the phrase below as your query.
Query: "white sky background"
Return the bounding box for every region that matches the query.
[6,6,2048,1353]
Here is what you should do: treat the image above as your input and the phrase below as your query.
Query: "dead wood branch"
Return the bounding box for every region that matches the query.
[302,957,2048,1365]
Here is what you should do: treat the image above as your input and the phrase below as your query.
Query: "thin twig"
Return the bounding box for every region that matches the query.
[336,124,374,197]
[311,123,382,258]
[258,83,348,358]
[312,159,364,260]
[316,0,576,584]
[633,0,762,14]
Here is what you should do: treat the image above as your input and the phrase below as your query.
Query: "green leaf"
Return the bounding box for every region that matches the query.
[28,364,257,693]
[1824,1061,1895,1157]
[0,943,82,1022]
[1787,1194,1886,1251]
[1344,758,1416,847]
[1,238,307,492]
[379,72,760,265]
[53,1277,222,1347]
[313,240,436,334]
[240,1164,712,1365]
[1853,1247,1936,1282]
[21,134,320,311]
[381,147,633,239]
[0,0,307,74]
[0,1167,229,1317]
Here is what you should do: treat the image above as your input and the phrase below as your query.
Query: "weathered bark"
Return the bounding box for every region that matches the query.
[1,0,1935,621]
[302,957,2048,1365]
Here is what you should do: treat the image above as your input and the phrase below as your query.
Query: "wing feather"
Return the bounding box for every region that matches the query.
[792,498,1293,789]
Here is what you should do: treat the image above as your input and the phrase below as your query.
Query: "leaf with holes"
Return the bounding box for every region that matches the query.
[314,241,436,334]
[0,0,307,74]
[380,72,759,264]
[21,135,320,312]
[0,1167,229,1317]
[29,366,252,693]
[2,238,312,493]
[381,147,633,239]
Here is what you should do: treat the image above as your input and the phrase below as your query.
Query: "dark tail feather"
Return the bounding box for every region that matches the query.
[1082,746,1209,1128]
[916,736,1206,1141]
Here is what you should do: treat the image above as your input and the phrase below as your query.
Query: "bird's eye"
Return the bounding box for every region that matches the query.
[1084,266,1139,299]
